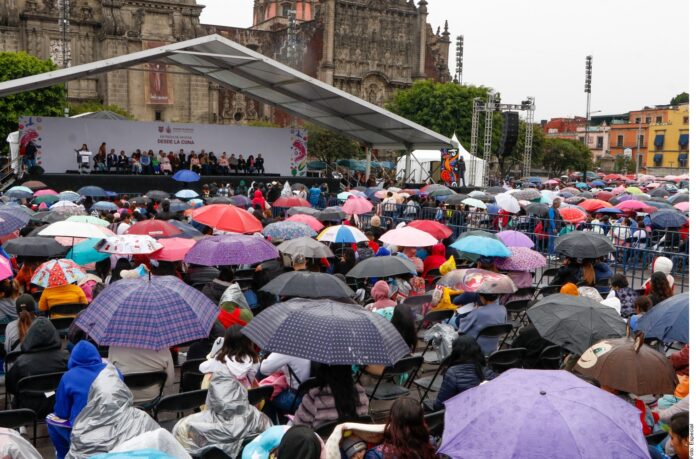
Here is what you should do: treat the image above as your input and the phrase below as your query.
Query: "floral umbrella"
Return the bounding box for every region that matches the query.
[31,258,85,288]
[96,235,163,255]
[262,221,317,241]
[495,247,547,271]
[438,268,517,294]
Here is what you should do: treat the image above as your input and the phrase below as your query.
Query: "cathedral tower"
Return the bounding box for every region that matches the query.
[253,0,317,31]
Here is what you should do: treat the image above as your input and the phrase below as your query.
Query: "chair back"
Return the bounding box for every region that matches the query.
[200,446,233,459]
[0,409,37,445]
[15,371,66,418]
[123,371,168,405]
[539,268,558,283]
[247,385,274,406]
[476,323,513,339]
[17,371,65,392]
[538,345,563,369]
[504,299,529,314]
[538,285,561,297]
[487,347,526,373]
[48,303,85,318]
[153,389,208,422]
[180,358,205,392]
[422,309,454,325]
[424,410,445,437]
[383,355,423,380]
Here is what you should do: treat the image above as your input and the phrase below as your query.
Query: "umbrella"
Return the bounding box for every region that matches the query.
[379,227,438,248]
[643,200,675,210]
[497,230,534,249]
[166,219,203,238]
[558,207,586,224]
[486,186,506,194]
[39,221,107,239]
[166,199,189,213]
[461,198,486,210]
[438,268,516,293]
[34,189,58,197]
[594,207,623,215]
[286,206,319,217]
[649,188,670,198]
[242,298,410,365]
[625,186,643,195]
[674,201,689,212]
[0,208,30,234]
[96,235,163,255]
[511,189,541,201]
[649,209,688,228]
[469,191,495,203]
[341,196,373,215]
[272,196,312,208]
[22,180,47,190]
[494,193,520,214]
[206,196,233,205]
[130,196,152,206]
[444,193,470,206]
[554,232,615,259]
[421,184,451,194]
[316,207,347,223]
[317,225,367,244]
[149,237,197,262]
[66,215,109,227]
[590,180,605,187]
[77,186,108,198]
[574,337,677,396]
[66,238,110,266]
[635,293,688,343]
[145,190,170,202]
[285,214,324,232]
[346,256,416,278]
[5,186,33,199]
[229,195,252,208]
[495,247,546,271]
[564,196,585,205]
[450,236,511,258]
[594,191,614,202]
[4,237,66,258]
[172,170,201,182]
[616,200,655,213]
[0,256,12,282]
[406,220,453,240]
[668,193,689,204]
[90,201,118,212]
[175,189,199,199]
[191,204,263,234]
[57,191,81,202]
[125,220,183,238]
[457,230,501,241]
[184,234,278,266]
[32,195,60,206]
[438,369,650,459]
[578,199,612,212]
[262,221,317,241]
[277,236,334,259]
[560,187,581,195]
[527,294,625,355]
[74,276,218,350]
[261,271,354,299]
[31,258,85,288]
[523,203,549,217]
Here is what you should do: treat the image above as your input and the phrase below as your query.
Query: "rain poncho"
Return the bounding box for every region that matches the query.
[423,323,459,362]
[173,372,271,457]
[67,365,160,459]
[0,427,42,459]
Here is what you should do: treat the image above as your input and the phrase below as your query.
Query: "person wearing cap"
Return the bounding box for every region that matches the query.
[292,254,308,272]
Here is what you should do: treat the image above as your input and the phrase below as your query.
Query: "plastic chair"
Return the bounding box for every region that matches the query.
[180,358,205,393]
[14,371,66,419]
[47,303,86,318]
[247,385,274,406]
[154,388,208,423]
[123,371,168,411]
[0,409,37,445]
[364,355,423,402]
[487,348,526,373]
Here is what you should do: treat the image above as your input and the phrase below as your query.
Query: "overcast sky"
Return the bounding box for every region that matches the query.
[198,0,689,121]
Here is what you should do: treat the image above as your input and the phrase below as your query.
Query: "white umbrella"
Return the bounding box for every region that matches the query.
[50,200,78,209]
[96,235,163,255]
[495,193,521,214]
[39,221,108,239]
[462,197,487,209]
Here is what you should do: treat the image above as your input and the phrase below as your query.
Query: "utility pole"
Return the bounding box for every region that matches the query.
[455,35,463,84]
[583,55,592,182]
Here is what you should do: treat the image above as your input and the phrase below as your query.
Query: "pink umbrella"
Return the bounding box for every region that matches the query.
[286,214,325,232]
[379,227,437,247]
[341,196,373,215]
[0,256,12,282]
[495,247,547,271]
[611,186,626,195]
[616,200,657,213]
[374,190,389,199]
[150,237,196,262]
[674,202,689,213]
[497,230,534,249]
[34,189,58,197]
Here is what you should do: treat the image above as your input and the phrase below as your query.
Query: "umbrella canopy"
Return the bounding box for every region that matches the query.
[277,236,334,259]
[578,199,612,212]
[438,268,515,293]
[31,258,85,288]
[379,227,438,248]
[184,234,278,266]
[528,294,625,355]
[595,207,623,215]
[346,256,416,278]
[149,237,197,262]
[22,180,47,190]
[341,196,373,215]
[229,195,252,208]
[406,220,453,240]
[66,238,111,266]
[4,237,66,258]
[0,256,12,282]
[33,189,57,197]
[272,196,312,208]
[145,190,170,202]
[554,232,615,259]
[285,214,324,232]
[125,220,183,238]
[261,271,354,299]
[461,197,487,210]
[438,369,650,459]
[38,221,107,239]
[5,186,34,199]
[649,209,688,228]
[674,201,689,213]
[594,191,614,202]
[96,235,163,255]
[205,196,233,205]
[174,189,199,199]
[485,186,506,194]
[450,235,511,258]
[172,170,201,182]
[523,202,549,217]
[668,193,689,204]
[33,195,59,207]
[616,200,656,213]
[511,189,541,201]
[648,188,670,198]
[635,293,688,343]
[317,225,367,244]
[57,191,81,202]
[495,193,520,213]
[90,201,118,212]
[166,219,203,238]
[495,247,546,271]
[558,207,586,224]
[574,337,677,396]
[286,206,320,217]
[444,193,470,206]
[77,186,108,198]
[242,298,410,365]
[130,196,152,206]
[74,276,218,350]
[191,204,263,234]
[625,186,643,195]
[262,221,317,241]
[65,215,109,227]
[316,207,347,223]
[497,230,534,249]
[590,180,605,187]
[0,208,30,234]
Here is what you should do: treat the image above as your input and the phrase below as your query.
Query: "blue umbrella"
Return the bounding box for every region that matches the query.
[230,195,252,208]
[450,235,512,258]
[486,203,500,215]
[526,177,543,184]
[91,201,118,212]
[0,208,30,234]
[5,186,33,199]
[575,182,589,189]
[595,207,623,214]
[66,238,110,266]
[168,199,189,213]
[173,170,201,182]
[590,180,606,187]
[77,186,108,198]
[644,200,675,210]
[58,191,81,202]
[167,219,202,238]
[650,209,687,228]
[636,293,688,343]
[175,189,199,199]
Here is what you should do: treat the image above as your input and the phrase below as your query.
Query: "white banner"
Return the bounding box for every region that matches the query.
[17,116,307,176]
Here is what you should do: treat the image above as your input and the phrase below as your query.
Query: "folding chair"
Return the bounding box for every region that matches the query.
[0,409,37,445]
[412,359,446,404]
[14,371,65,419]
[47,303,86,318]
[416,309,454,340]
[247,385,274,406]
[49,317,74,339]
[538,268,558,285]
[424,409,445,438]
[314,415,373,440]
[503,299,530,341]
[123,371,168,412]
[487,348,526,373]
[180,358,205,392]
[364,355,423,402]
[474,323,514,354]
[534,285,561,300]
[536,345,563,369]
[153,389,208,429]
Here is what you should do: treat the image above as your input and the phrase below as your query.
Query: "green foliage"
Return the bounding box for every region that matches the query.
[306,123,361,164]
[69,100,133,119]
[246,120,280,128]
[670,92,689,105]
[539,138,592,177]
[0,52,65,152]
[613,155,636,173]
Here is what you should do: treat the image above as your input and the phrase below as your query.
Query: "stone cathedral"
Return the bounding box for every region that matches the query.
[0,0,451,125]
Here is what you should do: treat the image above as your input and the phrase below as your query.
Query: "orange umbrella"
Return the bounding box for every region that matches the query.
[559,207,587,224]
[578,199,612,213]
[191,204,262,234]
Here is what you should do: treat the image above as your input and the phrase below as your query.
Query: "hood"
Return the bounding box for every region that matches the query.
[219,283,250,309]
[224,356,255,378]
[431,243,446,258]
[69,341,105,370]
[371,280,391,301]
[207,372,254,419]
[218,308,253,328]
[653,256,673,275]
[253,190,264,199]
[21,317,61,353]
[375,247,391,257]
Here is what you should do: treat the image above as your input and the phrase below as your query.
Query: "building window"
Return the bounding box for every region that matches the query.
[646,117,651,124]
[684,116,689,124]
[617,135,624,147]
[638,134,645,148]
[597,136,604,149]
[656,116,663,124]
[155,110,162,121]
[634,117,641,124]
[281,3,292,16]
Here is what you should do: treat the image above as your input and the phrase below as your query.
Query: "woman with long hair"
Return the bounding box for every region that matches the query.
[366,397,437,459]
[580,259,596,286]
[391,304,417,352]
[648,271,673,306]
[4,293,36,354]
[199,325,259,388]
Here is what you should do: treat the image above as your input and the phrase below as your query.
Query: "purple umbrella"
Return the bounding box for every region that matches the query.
[439,369,649,459]
[495,247,547,271]
[497,230,534,249]
[230,195,252,208]
[0,208,30,234]
[74,275,217,350]
[184,234,278,266]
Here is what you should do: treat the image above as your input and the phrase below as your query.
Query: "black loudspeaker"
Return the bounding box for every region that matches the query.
[498,112,520,156]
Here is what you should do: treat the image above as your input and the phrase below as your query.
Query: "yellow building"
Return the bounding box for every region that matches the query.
[647,103,689,171]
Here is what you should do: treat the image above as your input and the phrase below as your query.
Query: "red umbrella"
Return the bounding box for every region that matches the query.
[559,207,587,224]
[616,200,657,213]
[595,191,614,202]
[150,237,196,261]
[272,197,312,208]
[579,199,612,213]
[126,220,183,238]
[406,220,453,240]
[192,204,263,234]
[285,214,324,232]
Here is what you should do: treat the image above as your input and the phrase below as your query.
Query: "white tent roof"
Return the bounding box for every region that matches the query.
[0,34,451,151]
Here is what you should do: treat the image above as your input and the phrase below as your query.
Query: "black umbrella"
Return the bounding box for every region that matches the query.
[554,232,615,259]
[30,211,70,224]
[4,237,67,258]
[528,294,626,355]
[146,190,170,202]
[523,203,549,217]
[130,196,152,206]
[346,255,416,278]
[287,207,320,217]
[486,186,506,194]
[242,298,411,365]
[316,207,346,223]
[261,271,354,299]
[649,189,670,198]
[578,192,594,199]
[167,219,202,238]
[669,194,689,205]
[77,186,108,198]
[277,236,334,259]
[207,197,233,205]
[444,194,469,206]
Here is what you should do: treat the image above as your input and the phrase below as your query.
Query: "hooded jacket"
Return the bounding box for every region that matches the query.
[251,190,266,210]
[423,243,447,281]
[54,341,109,424]
[365,281,396,311]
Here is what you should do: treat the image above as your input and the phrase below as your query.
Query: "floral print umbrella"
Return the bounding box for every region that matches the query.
[96,235,163,255]
[495,247,547,271]
[31,258,86,288]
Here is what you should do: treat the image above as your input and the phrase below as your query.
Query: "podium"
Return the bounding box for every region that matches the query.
[77,150,92,175]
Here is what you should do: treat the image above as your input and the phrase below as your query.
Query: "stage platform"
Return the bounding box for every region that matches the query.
[20,173,340,195]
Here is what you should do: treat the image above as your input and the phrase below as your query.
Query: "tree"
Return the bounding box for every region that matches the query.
[69,100,133,119]
[613,155,636,174]
[670,92,689,105]
[0,52,65,153]
[306,123,361,164]
[539,138,592,177]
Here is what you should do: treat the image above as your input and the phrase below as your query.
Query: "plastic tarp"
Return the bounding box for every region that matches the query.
[5,131,20,175]
[0,427,42,459]
[109,429,190,459]
[423,323,459,362]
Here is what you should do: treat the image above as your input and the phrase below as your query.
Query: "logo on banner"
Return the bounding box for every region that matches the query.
[290,128,308,177]
[440,148,459,186]
[18,116,44,165]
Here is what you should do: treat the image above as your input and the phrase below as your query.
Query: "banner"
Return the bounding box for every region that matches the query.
[440,147,460,187]
[18,116,301,175]
[145,41,172,105]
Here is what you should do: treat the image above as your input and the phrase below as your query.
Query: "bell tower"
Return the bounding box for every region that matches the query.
[252,0,317,31]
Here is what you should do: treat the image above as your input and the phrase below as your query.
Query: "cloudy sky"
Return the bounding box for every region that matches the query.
[198,0,689,121]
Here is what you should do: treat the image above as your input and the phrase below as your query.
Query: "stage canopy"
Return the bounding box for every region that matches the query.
[0,34,451,152]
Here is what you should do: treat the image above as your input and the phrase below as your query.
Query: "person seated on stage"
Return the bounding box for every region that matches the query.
[106,148,118,172]
[229,153,239,174]
[256,153,265,174]
[247,154,255,174]
[159,151,172,175]
[190,154,201,173]
[117,150,129,172]
[208,151,218,173]
[130,151,142,174]
[218,152,230,174]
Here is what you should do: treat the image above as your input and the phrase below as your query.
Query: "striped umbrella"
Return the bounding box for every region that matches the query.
[31,258,86,288]
[317,225,367,244]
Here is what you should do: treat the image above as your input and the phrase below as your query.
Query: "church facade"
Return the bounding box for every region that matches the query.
[0,0,450,125]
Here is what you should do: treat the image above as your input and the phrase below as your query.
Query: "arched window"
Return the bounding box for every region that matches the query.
[281,2,292,17]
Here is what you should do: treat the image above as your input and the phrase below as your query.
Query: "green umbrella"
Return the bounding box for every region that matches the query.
[33,195,60,205]
[66,238,109,266]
